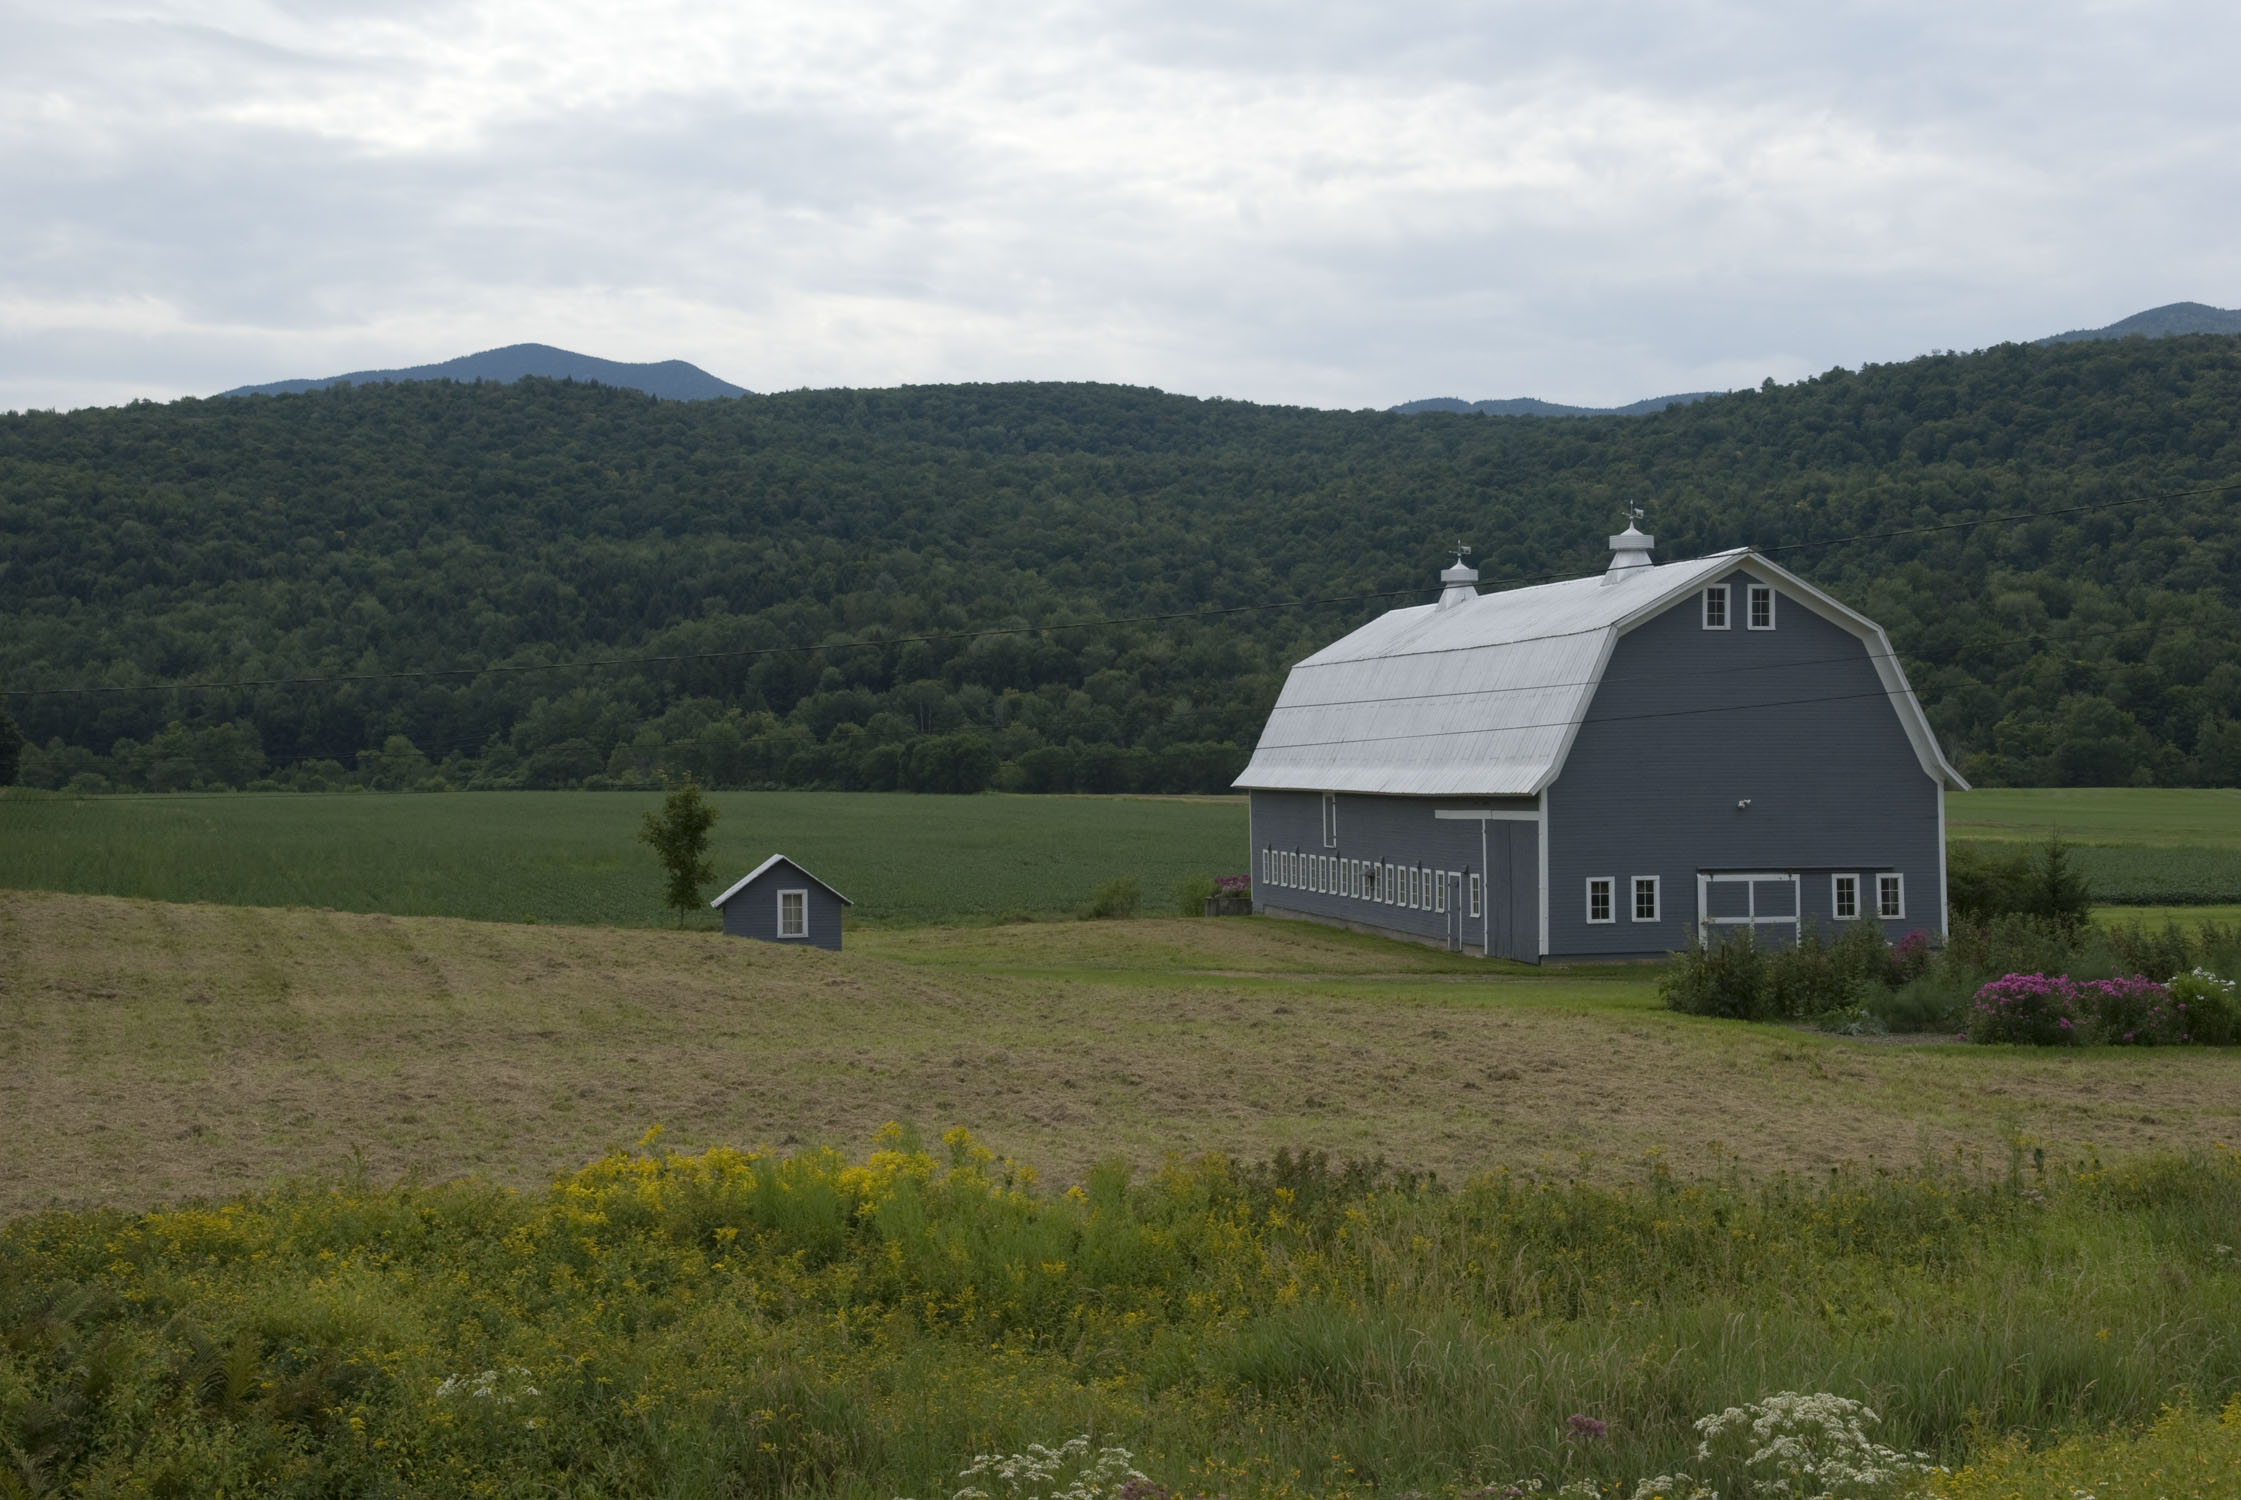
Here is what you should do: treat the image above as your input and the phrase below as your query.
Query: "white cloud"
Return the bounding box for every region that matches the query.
[1,0,2237,411]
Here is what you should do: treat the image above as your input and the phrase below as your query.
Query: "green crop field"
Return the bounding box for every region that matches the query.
[1949,787,2241,904]
[0,788,1248,928]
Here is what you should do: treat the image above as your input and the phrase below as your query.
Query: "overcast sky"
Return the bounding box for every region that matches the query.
[4,0,2237,413]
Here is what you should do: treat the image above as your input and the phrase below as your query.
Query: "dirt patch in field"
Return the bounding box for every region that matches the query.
[3,892,2237,1216]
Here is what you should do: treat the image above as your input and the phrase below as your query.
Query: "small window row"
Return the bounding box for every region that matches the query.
[1262,847,1484,919]
[1583,873,1905,925]
[1703,582,1775,631]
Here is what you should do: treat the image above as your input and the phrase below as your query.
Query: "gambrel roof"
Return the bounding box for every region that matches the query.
[1234,549,1967,797]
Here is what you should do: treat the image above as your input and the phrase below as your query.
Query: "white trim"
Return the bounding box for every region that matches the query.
[1321,791,1339,848]
[1937,782,1950,936]
[1878,872,1906,920]
[1586,875,1615,924]
[1746,582,1776,630]
[1479,816,1490,957]
[1433,808,1540,821]
[1435,870,1448,914]
[1470,870,1483,920]
[1631,875,1660,923]
[1696,870,1803,943]
[1536,788,1550,957]
[776,887,809,938]
[710,854,855,909]
[1832,873,1860,921]
[1702,583,1730,630]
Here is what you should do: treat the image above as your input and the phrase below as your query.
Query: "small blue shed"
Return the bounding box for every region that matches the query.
[709,855,853,951]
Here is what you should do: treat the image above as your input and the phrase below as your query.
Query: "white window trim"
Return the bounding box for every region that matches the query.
[1383,862,1395,904]
[1322,792,1339,848]
[776,887,809,939]
[1878,873,1905,920]
[1469,872,1482,919]
[1435,870,1447,914]
[1631,875,1660,923]
[1703,584,1730,630]
[1747,583,1776,631]
[1586,876,1615,925]
[1832,873,1859,920]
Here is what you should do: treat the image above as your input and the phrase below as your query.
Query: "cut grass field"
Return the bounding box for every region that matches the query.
[0,788,1247,927]
[4,888,2237,1221]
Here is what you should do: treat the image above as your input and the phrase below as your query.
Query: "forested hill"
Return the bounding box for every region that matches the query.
[4,334,2241,796]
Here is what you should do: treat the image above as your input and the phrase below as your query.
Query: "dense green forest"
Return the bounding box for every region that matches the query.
[3,333,2240,794]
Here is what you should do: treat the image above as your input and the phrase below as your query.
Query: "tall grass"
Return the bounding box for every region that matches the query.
[4,1131,2236,1497]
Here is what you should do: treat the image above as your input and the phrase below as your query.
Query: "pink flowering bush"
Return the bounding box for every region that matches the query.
[1213,875,1251,898]
[2074,974,2182,1045]
[1967,973,2082,1045]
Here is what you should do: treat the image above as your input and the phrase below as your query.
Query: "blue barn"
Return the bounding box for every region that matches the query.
[709,854,853,951]
[1233,525,1968,961]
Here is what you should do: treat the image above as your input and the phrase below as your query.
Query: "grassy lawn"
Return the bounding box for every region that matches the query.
[5,888,2236,1221]
[0,788,1247,927]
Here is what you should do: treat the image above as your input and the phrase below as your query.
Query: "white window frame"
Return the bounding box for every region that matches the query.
[1703,584,1730,630]
[1747,584,1776,630]
[1318,855,1329,893]
[1878,873,1905,919]
[1469,872,1482,918]
[1832,873,1859,920]
[1632,876,1660,923]
[777,887,809,939]
[1351,859,1361,898]
[1383,862,1395,903]
[1586,876,1615,924]
[1321,792,1338,848]
[1413,867,1425,909]
[1262,847,1271,885]
[1434,870,1447,914]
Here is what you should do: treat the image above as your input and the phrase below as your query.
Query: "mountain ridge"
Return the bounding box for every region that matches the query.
[2037,301,2241,345]
[1392,391,1723,418]
[218,342,750,401]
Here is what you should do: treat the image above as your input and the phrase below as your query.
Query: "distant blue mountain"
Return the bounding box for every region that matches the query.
[218,343,750,401]
[1392,391,1722,418]
[2037,301,2241,345]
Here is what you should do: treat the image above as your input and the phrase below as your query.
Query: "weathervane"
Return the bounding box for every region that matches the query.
[1628,505,1645,528]
[1452,540,1472,565]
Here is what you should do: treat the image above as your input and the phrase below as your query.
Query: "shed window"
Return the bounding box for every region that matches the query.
[1586,877,1615,924]
[1833,874,1859,920]
[1469,872,1482,918]
[1703,585,1729,630]
[1633,876,1660,922]
[1322,793,1339,847]
[1878,873,1905,919]
[1748,584,1775,630]
[777,889,808,938]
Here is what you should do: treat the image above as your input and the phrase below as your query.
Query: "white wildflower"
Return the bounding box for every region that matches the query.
[433,1366,539,1404]
[950,1436,1148,1500]
[1692,1392,1934,1499]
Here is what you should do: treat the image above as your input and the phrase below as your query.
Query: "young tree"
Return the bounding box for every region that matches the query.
[638,779,718,926]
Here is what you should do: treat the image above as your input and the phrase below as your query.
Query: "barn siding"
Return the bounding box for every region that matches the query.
[1249,790,1540,960]
[716,859,847,951]
[1544,568,1945,960]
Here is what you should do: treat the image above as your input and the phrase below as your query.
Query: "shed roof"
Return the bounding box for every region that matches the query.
[708,854,856,909]
[1234,549,1966,797]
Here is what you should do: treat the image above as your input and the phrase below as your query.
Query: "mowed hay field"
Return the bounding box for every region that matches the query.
[5,888,2240,1219]
[0,788,1248,928]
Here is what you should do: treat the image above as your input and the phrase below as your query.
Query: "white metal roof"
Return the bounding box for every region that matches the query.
[709,853,855,909]
[1234,549,1967,797]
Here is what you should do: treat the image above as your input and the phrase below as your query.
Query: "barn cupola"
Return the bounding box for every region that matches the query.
[1603,514,1654,583]
[1437,546,1479,609]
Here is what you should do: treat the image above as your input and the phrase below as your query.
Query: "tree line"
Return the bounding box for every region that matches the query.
[3,333,2240,793]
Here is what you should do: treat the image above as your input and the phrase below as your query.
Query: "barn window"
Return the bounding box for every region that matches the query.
[1586,877,1614,924]
[1469,872,1482,918]
[1632,876,1659,922]
[1383,862,1395,902]
[1350,859,1361,898]
[1322,793,1339,847]
[1262,848,1271,885]
[1703,584,1730,630]
[1434,871,1447,913]
[1833,874,1859,920]
[1748,584,1775,630]
[777,889,808,938]
[1878,873,1905,919]
[1412,867,1424,909]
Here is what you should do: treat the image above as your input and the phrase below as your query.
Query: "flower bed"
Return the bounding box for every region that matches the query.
[1968,968,2238,1045]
